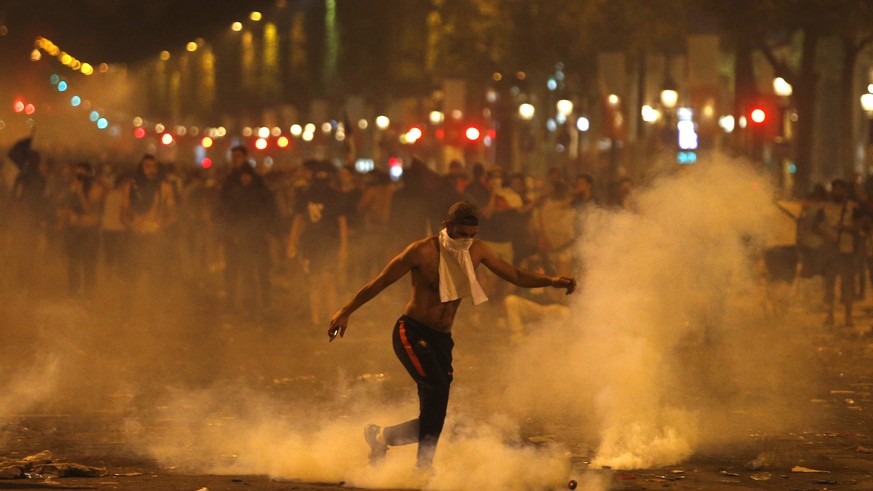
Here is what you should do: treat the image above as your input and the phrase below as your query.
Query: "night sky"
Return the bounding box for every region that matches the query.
[0,0,277,65]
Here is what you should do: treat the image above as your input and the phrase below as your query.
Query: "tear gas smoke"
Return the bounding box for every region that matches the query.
[493,154,822,471]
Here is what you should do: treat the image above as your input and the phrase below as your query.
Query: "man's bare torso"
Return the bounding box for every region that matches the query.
[402,236,476,333]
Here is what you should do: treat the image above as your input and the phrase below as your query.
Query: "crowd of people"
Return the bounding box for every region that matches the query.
[7,142,873,332]
[0,146,604,330]
[794,176,873,328]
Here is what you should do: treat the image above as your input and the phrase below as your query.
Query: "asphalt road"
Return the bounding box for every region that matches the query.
[1,272,873,490]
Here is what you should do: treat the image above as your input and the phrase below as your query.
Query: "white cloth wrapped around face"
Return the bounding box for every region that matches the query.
[438,228,489,305]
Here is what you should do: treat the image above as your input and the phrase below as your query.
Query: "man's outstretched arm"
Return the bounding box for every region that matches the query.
[328,244,417,339]
[476,241,576,294]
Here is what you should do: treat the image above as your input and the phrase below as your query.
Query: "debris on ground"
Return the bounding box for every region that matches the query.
[0,451,106,479]
[791,465,830,473]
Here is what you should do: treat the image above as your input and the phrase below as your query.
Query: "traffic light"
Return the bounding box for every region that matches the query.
[750,107,766,125]
[464,126,481,142]
[747,102,778,141]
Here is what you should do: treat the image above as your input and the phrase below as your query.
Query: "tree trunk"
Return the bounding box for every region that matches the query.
[793,28,819,196]
[839,39,860,179]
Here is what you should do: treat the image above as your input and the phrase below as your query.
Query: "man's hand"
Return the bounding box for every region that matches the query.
[552,276,577,295]
[328,310,349,341]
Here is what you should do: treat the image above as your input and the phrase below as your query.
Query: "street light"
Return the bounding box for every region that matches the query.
[660,88,678,110]
[518,103,535,121]
[861,93,873,114]
[773,77,793,97]
[556,99,573,116]
[860,93,873,147]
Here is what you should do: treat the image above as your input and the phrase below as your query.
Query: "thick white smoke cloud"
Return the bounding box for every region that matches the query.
[494,155,817,472]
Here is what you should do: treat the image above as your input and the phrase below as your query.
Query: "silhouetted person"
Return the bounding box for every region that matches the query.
[817,179,859,327]
[121,154,177,299]
[58,162,106,297]
[220,162,278,313]
[8,150,50,290]
[288,160,348,325]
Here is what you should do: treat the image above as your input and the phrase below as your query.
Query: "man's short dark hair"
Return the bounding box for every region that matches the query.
[446,201,480,226]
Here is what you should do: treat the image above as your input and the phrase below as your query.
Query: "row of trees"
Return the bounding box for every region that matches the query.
[62,0,873,194]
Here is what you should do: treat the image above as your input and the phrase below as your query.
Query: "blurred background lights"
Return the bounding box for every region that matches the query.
[57,81,67,91]
[255,137,268,150]
[70,95,81,107]
[186,42,198,52]
[375,116,390,130]
[249,11,262,21]
[641,104,660,123]
[97,118,108,129]
[290,124,302,136]
[576,116,590,132]
[231,22,243,31]
[50,74,60,84]
[406,127,423,143]
[357,119,368,130]
[773,77,793,97]
[518,103,535,120]
[277,136,289,148]
[719,115,736,133]
[161,133,174,145]
[159,51,170,61]
[271,126,281,137]
[547,78,558,91]
[257,127,270,138]
[134,127,146,139]
[89,110,99,122]
[750,108,766,124]
[24,104,35,115]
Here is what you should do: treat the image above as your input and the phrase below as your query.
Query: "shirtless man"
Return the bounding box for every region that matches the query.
[328,201,576,470]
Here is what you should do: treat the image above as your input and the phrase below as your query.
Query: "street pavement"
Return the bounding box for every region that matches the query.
[2,279,873,490]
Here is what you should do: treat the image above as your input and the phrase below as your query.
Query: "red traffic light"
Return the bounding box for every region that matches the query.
[750,108,766,124]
